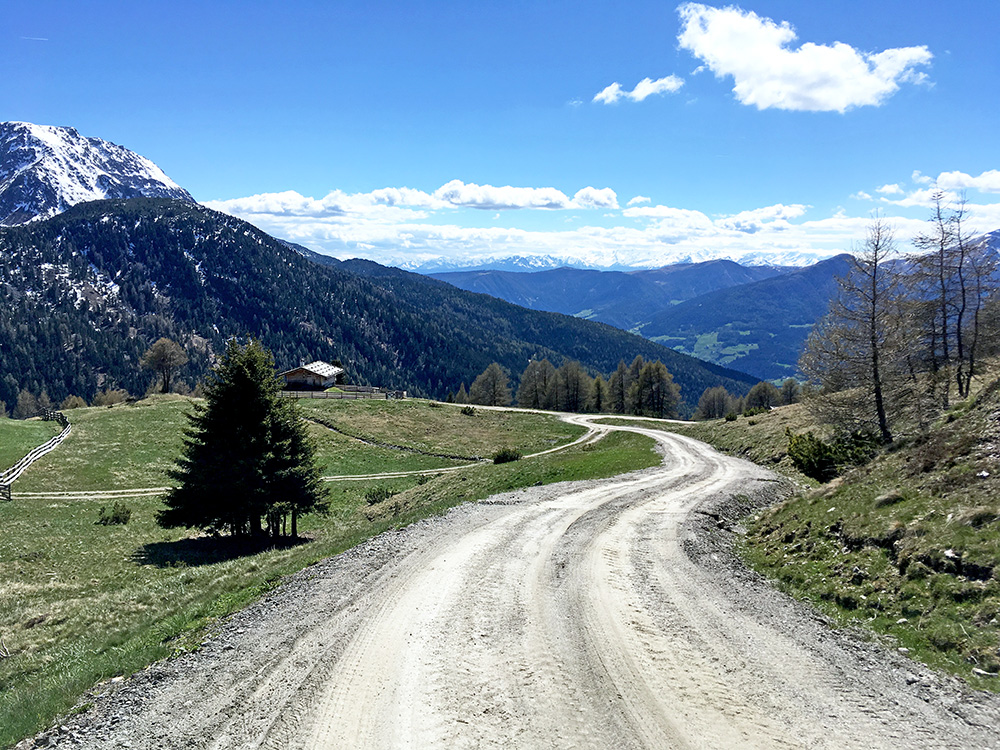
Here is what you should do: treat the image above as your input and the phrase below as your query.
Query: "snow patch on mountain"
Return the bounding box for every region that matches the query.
[398,248,832,274]
[0,121,193,226]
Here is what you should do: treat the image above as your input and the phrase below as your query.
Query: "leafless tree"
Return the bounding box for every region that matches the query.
[910,191,998,402]
[469,362,512,407]
[801,216,904,443]
[141,337,188,394]
[694,385,734,420]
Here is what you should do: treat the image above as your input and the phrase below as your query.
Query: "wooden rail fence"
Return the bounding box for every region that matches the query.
[280,386,407,401]
[0,411,71,501]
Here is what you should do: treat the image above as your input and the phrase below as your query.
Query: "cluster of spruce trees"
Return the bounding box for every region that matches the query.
[452,355,682,419]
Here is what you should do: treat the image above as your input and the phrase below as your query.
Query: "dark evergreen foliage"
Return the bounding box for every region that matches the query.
[785,428,883,483]
[158,339,327,538]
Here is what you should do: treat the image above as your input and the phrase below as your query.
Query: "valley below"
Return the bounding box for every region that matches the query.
[35,417,1000,750]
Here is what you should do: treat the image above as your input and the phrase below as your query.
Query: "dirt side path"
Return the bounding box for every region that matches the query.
[30,418,1000,749]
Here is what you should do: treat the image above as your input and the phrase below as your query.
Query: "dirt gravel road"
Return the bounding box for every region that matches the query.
[37,417,1000,749]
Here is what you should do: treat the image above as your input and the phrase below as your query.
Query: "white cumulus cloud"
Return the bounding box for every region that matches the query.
[593,75,684,104]
[429,180,618,211]
[206,176,1000,271]
[935,169,1000,194]
[208,180,620,220]
[572,186,619,209]
[877,183,903,195]
[433,179,572,210]
[676,2,932,112]
[718,203,808,233]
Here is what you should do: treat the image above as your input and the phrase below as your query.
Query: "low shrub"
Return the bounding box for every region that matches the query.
[832,430,882,467]
[724,412,738,422]
[363,486,395,505]
[786,429,839,482]
[93,389,130,406]
[492,447,522,464]
[461,405,476,416]
[786,428,883,482]
[60,395,88,410]
[96,501,132,526]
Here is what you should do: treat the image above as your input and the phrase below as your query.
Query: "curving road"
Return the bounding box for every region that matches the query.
[50,416,1000,749]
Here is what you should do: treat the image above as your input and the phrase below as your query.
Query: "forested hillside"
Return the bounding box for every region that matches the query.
[0,199,756,413]
[638,255,854,380]
[430,259,786,330]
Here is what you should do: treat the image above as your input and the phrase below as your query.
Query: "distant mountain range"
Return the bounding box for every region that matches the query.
[402,248,832,274]
[637,255,854,379]
[15,119,990,398]
[432,256,854,380]
[0,121,192,226]
[432,261,788,331]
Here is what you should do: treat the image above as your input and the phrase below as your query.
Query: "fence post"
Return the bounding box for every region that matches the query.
[0,484,10,502]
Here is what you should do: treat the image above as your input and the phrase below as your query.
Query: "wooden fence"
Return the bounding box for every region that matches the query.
[280,387,407,401]
[0,411,71,501]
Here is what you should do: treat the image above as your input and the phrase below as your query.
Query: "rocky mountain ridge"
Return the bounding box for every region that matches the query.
[0,121,193,226]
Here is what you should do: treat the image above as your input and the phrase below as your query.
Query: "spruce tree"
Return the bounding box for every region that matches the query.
[158,339,328,538]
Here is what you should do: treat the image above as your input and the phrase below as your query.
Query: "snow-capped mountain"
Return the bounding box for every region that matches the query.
[0,121,193,226]
[399,254,630,274]
[400,248,831,274]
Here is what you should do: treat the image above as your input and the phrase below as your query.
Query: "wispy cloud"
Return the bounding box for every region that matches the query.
[593,75,684,104]
[20,36,49,41]
[676,2,932,112]
[627,195,651,206]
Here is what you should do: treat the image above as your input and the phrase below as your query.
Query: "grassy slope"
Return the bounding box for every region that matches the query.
[746,383,1000,690]
[0,396,658,748]
[615,389,1000,690]
[0,419,61,473]
[598,404,818,486]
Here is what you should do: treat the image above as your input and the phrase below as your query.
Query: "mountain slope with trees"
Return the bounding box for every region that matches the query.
[637,254,855,380]
[430,260,786,330]
[0,198,756,414]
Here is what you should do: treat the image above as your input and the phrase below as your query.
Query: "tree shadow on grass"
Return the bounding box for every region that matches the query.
[133,535,310,568]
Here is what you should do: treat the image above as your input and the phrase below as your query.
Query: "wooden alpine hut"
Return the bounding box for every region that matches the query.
[279,360,346,391]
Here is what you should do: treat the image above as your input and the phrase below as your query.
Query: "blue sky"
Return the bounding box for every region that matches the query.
[5,1,1000,268]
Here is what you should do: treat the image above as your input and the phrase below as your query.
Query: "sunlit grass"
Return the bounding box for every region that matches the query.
[0,419,60,473]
